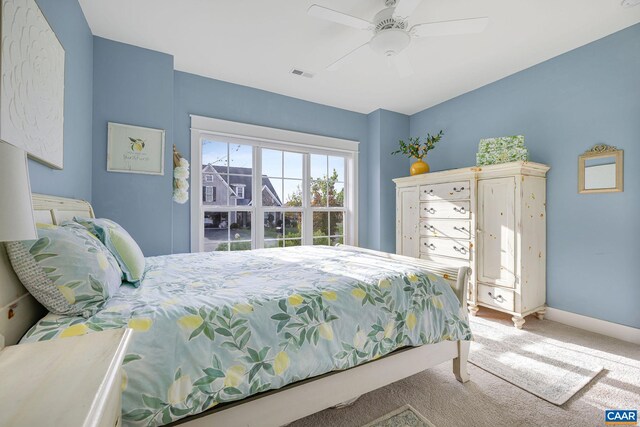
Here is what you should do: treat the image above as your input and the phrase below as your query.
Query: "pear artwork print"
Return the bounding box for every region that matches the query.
[107,122,165,175]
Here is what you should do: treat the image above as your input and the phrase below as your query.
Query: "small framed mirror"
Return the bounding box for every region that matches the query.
[578,144,623,194]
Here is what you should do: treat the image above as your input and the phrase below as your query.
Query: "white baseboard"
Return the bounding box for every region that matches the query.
[545,307,640,345]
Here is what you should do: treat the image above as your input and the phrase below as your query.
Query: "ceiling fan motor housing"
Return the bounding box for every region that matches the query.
[370,28,411,57]
[370,8,411,57]
[374,7,408,32]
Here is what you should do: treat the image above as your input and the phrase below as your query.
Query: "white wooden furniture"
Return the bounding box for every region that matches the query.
[395,161,550,329]
[0,328,132,427]
[0,194,472,427]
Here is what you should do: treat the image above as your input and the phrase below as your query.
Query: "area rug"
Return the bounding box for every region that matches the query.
[469,316,604,405]
[362,405,435,427]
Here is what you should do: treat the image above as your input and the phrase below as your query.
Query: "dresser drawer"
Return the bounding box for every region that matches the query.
[420,200,470,219]
[477,284,515,312]
[419,220,472,239]
[420,237,471,260]
[419,181,470,201]
[419,253,470,268]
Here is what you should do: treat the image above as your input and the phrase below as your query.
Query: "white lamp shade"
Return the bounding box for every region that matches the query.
[0,140,37,241]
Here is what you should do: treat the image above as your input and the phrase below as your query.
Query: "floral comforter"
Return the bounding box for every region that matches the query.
[21,246,471,426]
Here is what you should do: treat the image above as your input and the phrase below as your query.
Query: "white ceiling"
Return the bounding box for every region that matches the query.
[78,0,640,115]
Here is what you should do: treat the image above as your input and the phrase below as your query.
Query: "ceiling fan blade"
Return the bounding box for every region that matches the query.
[412,17,489,38]
[393,52,414,78]
[308,5,373,30]
[393,0,422,19]
[327,43,370,71]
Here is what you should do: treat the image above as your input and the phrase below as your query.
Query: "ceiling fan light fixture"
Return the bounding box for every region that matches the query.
[369,29,411,57]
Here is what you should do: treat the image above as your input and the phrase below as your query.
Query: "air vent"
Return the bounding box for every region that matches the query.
[621,0,640,6]
[290,68,314,78]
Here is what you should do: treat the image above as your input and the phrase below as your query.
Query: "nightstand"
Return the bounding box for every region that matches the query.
[0,328,133,427]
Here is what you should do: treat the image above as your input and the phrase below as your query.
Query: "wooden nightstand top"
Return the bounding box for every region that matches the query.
[0,328,132,427]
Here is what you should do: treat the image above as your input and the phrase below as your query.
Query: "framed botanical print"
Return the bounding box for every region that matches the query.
[107,122,165,175]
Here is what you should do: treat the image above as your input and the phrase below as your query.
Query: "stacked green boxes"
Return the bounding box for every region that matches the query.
[476,135,529,166]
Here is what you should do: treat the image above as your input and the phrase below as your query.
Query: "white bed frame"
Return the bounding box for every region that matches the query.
[0,194,471,427]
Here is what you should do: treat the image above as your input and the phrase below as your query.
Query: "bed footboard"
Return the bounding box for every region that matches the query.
[334,245,471,308]
[334,245,472,384]
[453,339,470,383]
[452,266,471,383]
[448,266,471,383]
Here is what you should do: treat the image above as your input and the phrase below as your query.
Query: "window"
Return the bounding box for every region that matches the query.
[200,140,253,251]
[234,185,245,199]
[205,175,213,182]
[310,154,345,246]
[190,116,358,252]
[203,186,215,203]
[262,149,304,248]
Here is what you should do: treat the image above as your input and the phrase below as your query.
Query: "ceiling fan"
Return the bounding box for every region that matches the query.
[308,0,489,77]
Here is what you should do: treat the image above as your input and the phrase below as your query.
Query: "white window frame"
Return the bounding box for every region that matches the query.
[190,115,359,253]
[205,175,213,182]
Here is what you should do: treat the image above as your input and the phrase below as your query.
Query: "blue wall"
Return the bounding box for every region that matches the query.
[367,110,409,253]
[172,71,370,253]
[28,0,93,201]
[92,38,174,256]
[410,24,640,328]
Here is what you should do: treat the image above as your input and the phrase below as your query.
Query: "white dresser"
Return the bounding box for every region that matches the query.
[394,161,550,328]
[0,328,132,427]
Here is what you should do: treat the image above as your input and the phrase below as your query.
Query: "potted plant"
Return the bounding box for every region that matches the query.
[392,130,444,175]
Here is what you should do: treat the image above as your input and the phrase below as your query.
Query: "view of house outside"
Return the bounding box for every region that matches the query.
[200,140,346,251]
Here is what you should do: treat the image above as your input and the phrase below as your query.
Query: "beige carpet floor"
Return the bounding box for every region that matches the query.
[291,308,640,427]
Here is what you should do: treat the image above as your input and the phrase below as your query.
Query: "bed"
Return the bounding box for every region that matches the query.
[0,194,472,427]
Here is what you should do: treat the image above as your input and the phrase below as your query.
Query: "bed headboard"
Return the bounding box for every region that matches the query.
[0,194,95,347]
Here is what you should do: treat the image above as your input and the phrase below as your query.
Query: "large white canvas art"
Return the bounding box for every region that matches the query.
[0,0,65,169]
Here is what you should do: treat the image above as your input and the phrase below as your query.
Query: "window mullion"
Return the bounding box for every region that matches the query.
[254,146,262,249]
[345,156,351,246]
[302,153,312,246]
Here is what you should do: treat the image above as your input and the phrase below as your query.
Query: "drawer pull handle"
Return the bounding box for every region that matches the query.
[424,225,435,231]
[424,208,436,214]
[453,246,468,254]
[487,292,505,303]
[424,189,434,194]
[424,243,436,250]
[453,226,467,232]
[453,207,466,214]
[452,186,465,192]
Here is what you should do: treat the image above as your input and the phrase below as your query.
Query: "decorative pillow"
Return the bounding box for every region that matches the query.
[6,223,123,317]
[73,217,146,286]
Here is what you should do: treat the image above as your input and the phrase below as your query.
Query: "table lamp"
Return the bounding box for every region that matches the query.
[0,140,37,242]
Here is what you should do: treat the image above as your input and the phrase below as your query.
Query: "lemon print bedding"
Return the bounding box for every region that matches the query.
[6,222,123,317]
[21,246,471,427]
[73,217,146,285]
